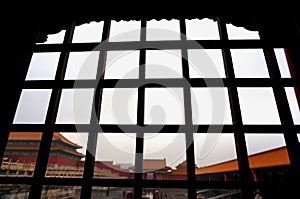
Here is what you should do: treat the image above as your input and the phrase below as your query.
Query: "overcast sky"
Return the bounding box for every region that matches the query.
[13,19,300,168]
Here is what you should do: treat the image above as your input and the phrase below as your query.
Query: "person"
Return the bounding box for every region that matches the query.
[254,193,262,199]
[142,191,150,199]
[197,193,206,199]
[154,189,162,199]
[126,190,133,199]
[254,189,262,199]
[106,187,110,196]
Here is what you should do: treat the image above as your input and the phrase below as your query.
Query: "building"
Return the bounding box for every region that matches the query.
[129,159,172,180]
[1,132,129,179]
[195,145,292,182]
[4,132,84,167]
[168,160,199,180]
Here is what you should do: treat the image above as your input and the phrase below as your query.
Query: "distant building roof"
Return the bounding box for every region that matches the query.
[196,145,290,175]
[170,169,187,175]
[176,160,199,170]
[9,132,82,149]
[130,159,171,171]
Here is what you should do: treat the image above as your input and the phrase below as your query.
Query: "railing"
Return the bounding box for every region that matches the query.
[1,160,127,179]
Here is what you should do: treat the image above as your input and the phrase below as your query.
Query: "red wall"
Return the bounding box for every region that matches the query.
[78,161,128,177]
[18,156,37,163]
[48,157,78,166]
[17,156,78,167]
[167,174,187,180]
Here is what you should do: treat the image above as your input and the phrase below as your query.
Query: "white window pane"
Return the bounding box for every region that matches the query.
[56,89,94,124]
[185,18,220,40]
[275,48,291,78]
[285,87,300,124]
[109,20,141,42]
[238,88,281,124]
[47,132,88,175]
[226,24,260,39]
[25,52,60,80]
[188,49,225,78]
[194,133,236,167]
[100,88,138,124]
[146,50,182,78]
[245,134,286,156]
[145,88,184,124]
[61,132,89,156]
[105,51,139,79]
[95,133,136,165]
[144,133,186,169]
[36,30,65,44]
[65,51,100,80]
[146,19,180,41]
[191,88,232,124]
[72,21,104,43]
[231,49,269,78]
[13,89,52,124]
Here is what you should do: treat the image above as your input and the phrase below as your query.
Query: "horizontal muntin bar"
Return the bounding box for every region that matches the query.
[34,39,300,52]
[10,124,300,133]
[22,78,299,89]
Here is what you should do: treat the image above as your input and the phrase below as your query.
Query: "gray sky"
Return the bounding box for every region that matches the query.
[14,19,300,168]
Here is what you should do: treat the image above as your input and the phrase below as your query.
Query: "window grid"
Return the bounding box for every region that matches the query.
[217,17,252,199]
[134,19,146,198]
[180,18,196,199]
[80,19,112,199]
[256,18,300,180]
[1,16,300,199]
[29,22,76,199]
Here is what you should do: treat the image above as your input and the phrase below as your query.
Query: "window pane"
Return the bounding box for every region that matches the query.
[109,20,141,42]
[185,18,220,40]
[36,30,65,44]
[104,50,140,79]
[25,52,60,80]
[65,51,100,80]
[285,87,300,124]
[195,133,237,181]
[238,88,281,124]
[56,89,94,124]
[100,88,138,124]
[245,134,289,183]
[0,184,30,198]
[275,48,291,78]
[231,49,269,78]
[245,134,286,156]
[188,49,225,78]
[94,133,135,179]
[226,23,260,39]
[42,186,81,198]
[191,88,232,124]
[46,132,87,178]
[146,50,182,78]
[145,88,185,124]
[2,132,41,177]
[13,89,52,124]
[143,188,188,199]
[92,186,133,198]
[72,21,104,43]
[146,19,180,41]
[196,189,241,198]
[143,133,186,180]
